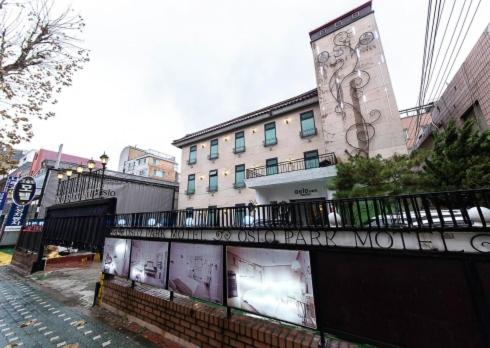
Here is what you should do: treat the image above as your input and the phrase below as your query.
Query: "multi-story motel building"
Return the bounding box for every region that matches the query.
[172,1,408,209]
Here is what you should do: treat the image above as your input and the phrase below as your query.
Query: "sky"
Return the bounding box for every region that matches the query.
[23,0,490,170]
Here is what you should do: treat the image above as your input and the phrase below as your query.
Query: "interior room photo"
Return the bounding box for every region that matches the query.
[130,240,169,288]
[168,243,223,303]
[102,238,131,277]
[227,247,316,328]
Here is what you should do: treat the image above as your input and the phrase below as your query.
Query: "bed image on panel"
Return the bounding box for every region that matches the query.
[102,238,130,277]
[168,243,223,304]
[227,247,316,328]
[130,240,169,288]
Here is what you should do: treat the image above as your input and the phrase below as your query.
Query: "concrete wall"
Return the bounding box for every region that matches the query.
[311,12,408,159]
[178,104,326,209]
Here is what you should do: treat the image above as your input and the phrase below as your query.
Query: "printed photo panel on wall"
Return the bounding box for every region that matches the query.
[130,240,169,288]
[102,238,131,277]
[227,246,316,328]
[168,243,223,304]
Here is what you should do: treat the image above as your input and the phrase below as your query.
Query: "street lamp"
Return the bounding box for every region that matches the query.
[57,172,64,180]
[99,152,109,197]
[76,164,84,174]
[87,158,96,173]
[100,152,109,167]
[65,169,73,177]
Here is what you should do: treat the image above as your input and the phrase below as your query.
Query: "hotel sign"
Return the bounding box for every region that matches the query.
[109,228,490,254]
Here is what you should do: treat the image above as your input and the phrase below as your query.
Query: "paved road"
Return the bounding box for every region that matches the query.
[0,267,146,348]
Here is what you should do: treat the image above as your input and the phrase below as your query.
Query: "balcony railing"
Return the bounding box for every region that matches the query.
[246,152,337,179]
[208,153,219,160]
[300,127,317,138]
[113,189,490,231]
[233,146,246,154]
[263,138,278,147]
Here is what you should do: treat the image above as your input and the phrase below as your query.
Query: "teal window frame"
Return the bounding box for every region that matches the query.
[234,164,245,188]
[300,111,316,137]
[209,139,219,159]
[188,145,197,164]
[187,174,195,194]
[304,150,319,169]
[264,122,277,146]
[234,131,245,153]
[266,158,278,176]
[208,169,218,192]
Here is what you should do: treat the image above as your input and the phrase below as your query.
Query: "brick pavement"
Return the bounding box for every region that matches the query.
[0,267,148,348]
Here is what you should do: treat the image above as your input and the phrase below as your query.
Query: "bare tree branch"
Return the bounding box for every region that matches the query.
[0,0,89,174]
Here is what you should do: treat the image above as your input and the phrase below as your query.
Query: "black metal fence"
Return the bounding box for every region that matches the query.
[114,188,490,231]
[56,170,106,204]
[246,152,337,179]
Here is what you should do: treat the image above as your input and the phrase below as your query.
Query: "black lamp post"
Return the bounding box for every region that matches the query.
[99,152,109,198]
[56,172,64,201]
[64,168,73,203]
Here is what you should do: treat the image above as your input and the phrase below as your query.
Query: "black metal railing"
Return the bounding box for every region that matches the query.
[113,189,490,231]
[246,152,337,179]
[56,169,106,203]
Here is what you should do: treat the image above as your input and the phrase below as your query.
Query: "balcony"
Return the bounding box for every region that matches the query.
[185,189,195,195]
[208,153,219,160]
[187,158,197,165]
[245,153,337,189]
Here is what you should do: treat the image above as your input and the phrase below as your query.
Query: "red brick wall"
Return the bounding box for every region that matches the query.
[101,279,351,348]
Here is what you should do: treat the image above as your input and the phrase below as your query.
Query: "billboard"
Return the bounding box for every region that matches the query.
[227,247,316,328]
[102,238,130,277]
[130,240,169,288]
[168,243,223,304]
[3,204,29,232]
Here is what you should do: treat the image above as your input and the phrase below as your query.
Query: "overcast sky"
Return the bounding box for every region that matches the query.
[23,0,490,170]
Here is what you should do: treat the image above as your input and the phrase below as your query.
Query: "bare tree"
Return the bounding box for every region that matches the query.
[0,0,89,174]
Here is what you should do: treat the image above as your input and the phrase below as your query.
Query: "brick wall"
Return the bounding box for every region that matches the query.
[101,279,354,348]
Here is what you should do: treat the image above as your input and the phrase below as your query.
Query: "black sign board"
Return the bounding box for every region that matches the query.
[13,176,36,206]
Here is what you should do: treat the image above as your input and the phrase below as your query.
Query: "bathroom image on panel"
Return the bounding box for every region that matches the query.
[129,240,169,288]
[168,243,223,304]
[227,247,316,328]
[102,238,130,277]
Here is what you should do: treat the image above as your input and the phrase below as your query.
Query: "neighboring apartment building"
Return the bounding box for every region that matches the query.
[413,23,490,150]
[118,146,178,182]
[173,2,408,209]
[399,104,434,151]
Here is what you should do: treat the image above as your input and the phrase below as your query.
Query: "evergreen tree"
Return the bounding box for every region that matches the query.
[424,119,490,190]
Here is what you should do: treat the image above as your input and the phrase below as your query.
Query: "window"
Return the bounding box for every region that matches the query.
[154,170,164,177]
[188,145,197,164]
[234,131,245,153]
[266,158,278,176]
[208,206,218,226]
[234,164,246,188]
[264,122,277,146]
[208,170,218,192]
[235,203,246,226]
[304,150,319,169]
[153,158,161,165]
[300,111,317,137]
[403,128,409,140]
[209,139,219,160]
[187,174,195,195]
[139,169,147,176]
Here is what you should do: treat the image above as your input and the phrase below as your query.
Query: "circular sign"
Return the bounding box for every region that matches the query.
[12,176,36,206]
